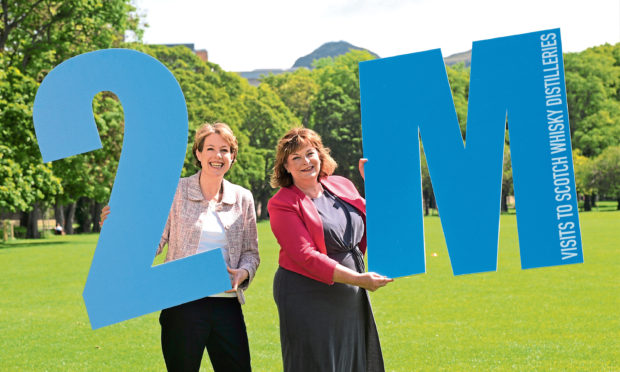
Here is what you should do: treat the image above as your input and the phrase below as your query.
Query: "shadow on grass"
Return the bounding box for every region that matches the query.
[580,208,620,213]
[0,239,72,250]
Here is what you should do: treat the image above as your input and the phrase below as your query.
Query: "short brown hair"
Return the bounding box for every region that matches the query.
[270,127,337,188]
[192,122,238,168]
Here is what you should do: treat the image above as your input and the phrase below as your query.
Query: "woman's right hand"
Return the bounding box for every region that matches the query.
[99,205,110,227]
[357,272,393,292]
[333,264,393,291]
[359,158,368,181]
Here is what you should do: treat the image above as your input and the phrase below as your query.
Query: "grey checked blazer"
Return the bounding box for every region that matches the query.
[157,171,260,289]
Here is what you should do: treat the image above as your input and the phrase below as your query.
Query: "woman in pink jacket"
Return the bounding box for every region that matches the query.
[268,127,392,372]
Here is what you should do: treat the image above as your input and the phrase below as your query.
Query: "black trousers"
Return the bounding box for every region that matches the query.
[159,297,251,372]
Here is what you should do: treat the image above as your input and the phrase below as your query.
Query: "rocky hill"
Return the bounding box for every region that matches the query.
[444,49,472,67]
[292,41,380,68]
[238,42,471,85]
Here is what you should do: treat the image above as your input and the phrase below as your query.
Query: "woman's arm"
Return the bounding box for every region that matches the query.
[332,264,393,292]
[268,196,339,284]
[156,213,171,256]
[235,190,260,290]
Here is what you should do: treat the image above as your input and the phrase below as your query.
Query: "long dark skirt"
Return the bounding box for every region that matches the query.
[273,267,384,372]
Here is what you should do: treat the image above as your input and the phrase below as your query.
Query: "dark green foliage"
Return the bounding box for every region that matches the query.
[0,0,141,76]
[0,60,62,214]
[0,0,140,236]
[446,63,470,136]
[261,68,318,127]
[565,43,620,157]
[591,145,620,208]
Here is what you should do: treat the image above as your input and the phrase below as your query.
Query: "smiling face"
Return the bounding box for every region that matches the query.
[270,127,338,189]
[284,144,322,185]
[195,133,233,178]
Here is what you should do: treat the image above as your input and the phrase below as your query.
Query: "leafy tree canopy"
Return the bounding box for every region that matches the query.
[0,0,141,76]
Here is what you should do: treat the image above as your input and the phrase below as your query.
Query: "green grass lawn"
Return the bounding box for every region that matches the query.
[1,211,618,371]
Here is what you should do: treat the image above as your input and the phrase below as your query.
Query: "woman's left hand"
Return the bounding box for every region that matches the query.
[226,267,249,292]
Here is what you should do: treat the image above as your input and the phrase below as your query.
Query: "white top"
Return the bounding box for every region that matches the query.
[196,205,227,254]
[196,203,236,298]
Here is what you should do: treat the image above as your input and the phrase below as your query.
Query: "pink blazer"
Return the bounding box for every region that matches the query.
[267,175,367,284]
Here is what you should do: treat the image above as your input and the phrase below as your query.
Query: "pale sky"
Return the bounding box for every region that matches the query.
[132,0,620,72]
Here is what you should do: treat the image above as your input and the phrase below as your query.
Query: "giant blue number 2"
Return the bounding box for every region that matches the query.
[33,49,230,329]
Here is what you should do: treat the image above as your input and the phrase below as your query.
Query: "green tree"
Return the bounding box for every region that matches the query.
[446,63,470,137]
[572,150,597,211]
[0,0,141,76]
[564,43,620,157]
[0,145,31,212]
[501,143,513,213]
[592,145,620,209]
[262,67,318,126]
[131,44,252,176]
[51,92,124,233]
[0,61,62,237]
[420,148,435,216]
[0,0,142,237]
[309,50,375,192]
[241,84,298,217]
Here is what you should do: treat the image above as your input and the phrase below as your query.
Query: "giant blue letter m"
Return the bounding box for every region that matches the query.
[360,29,583,277]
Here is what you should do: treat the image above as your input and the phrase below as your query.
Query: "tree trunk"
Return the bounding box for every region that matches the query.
[64,203,76,234]
[26,202,41,239]
[92,202,103,233]
[501,190,508,213]
[77,197,93,233]
[55,203,65,227]
[422,188,432,216]
[617,196,620,210]
[260,196,269,220]
[254,188,270,220]
[20,211,28,228]
[584,194,592,211]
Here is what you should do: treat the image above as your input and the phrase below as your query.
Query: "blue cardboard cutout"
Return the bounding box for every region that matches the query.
[33,49,230,329]
[360,29,583,277]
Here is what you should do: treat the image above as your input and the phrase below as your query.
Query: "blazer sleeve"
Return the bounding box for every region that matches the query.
[156,214,170,256]
[237,189,260,289]
[157,179,182,255]
[268,195,339,284]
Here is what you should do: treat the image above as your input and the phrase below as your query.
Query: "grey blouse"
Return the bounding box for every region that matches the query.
[312,188,365,273]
